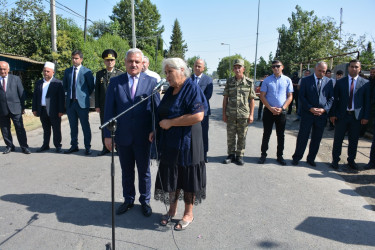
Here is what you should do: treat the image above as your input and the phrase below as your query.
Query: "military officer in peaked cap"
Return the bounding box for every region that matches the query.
[95,49,123,156]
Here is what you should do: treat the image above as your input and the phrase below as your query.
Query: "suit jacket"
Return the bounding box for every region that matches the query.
[191,74,213,115]
[32,77,65,118]
[0,74,25,116]
[331,76,370,120]
[103,72,160,146]
[95,68,123,112]
[299,75,334,116]
[63,65,95,109]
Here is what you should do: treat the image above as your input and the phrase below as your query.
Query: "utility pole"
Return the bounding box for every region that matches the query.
[339,8,343,52]
[253,0,261,83]
[50,0,57,53]
[131,0,136,48]
[84,0,88,42]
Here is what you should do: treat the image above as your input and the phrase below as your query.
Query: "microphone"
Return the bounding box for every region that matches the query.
[153,80,164,91]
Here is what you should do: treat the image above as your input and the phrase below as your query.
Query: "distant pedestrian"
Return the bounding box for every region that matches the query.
[328,70,344,131]
[32,62,65,153]
[192,59,213,162]
[258,60,293,165]
[222,59,256,165]
[288,72,300,114]
[292,62,334,167]
[142,56,161,82]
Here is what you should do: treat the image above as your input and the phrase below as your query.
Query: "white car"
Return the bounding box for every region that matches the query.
[218,79,227,87]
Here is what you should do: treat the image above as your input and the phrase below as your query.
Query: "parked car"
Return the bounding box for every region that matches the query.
[218,79,227,87]
[254,80,262,99]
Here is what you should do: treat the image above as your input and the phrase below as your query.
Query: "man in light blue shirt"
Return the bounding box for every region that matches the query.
[258,60,293,165]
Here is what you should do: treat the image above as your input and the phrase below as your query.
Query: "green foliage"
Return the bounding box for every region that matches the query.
[255,52,274,79]
[360,42,375,69]
[110,0,164,56]
[217,55,252,79]
[168,19,188,59]
[276,5,339,75]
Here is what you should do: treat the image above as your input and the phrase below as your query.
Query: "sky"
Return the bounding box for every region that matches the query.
[34,0,374,73]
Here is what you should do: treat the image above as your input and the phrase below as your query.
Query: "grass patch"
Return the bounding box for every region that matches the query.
[0,112,42,140]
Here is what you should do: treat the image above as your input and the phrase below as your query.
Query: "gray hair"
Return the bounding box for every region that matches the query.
[0,61,10,69]
[162,58,191,77]
[125,48,144,60]
[143,56,150,63]
[315,61,328,68]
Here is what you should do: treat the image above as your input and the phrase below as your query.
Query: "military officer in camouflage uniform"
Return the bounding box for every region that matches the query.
[222,59,256,165]
[95,49,123,156]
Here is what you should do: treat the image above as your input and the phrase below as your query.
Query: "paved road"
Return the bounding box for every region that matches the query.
[1,85,375,249]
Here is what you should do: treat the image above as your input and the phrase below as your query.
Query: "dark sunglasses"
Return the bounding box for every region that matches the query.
[272,65,281,69]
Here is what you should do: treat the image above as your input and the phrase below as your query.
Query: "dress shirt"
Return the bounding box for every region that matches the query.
[127,73,140,89]
[261,74,293,108]
[70,64,81,99]
[144,69,161,82]
[347,75,358,111]
[41,79,51,106]
[194,74,202,85]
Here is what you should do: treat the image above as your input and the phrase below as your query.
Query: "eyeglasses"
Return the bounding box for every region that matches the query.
[272,65,281,69]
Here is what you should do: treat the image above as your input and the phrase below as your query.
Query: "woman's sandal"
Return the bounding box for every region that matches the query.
[174,218,194,231]
[160,214,174,226]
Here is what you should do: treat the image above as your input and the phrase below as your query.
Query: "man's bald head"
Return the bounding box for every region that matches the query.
[193,59,205,76]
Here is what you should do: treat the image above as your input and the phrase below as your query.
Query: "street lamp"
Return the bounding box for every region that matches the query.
[221,43,231,78]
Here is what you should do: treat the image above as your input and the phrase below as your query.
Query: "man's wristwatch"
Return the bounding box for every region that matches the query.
[281,107,286,114]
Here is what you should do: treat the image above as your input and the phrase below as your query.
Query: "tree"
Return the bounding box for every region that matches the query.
[168,19,187,59]
[110,0,164,58]
[254,52,273,79]
[88,20,121,39]
[275,5,339,75]
[217,55,252,79]
[360,42,374,69]
[186,56,208,74]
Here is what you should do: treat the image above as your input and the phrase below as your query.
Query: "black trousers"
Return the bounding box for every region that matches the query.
[260,108,286,158]
[0,112,28,149]
[332,112,361,163]
[40,106,62,148]
[258,99,263,119]
[201,115,209,159]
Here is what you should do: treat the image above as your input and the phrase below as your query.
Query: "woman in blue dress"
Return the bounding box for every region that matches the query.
[150,58,207,230]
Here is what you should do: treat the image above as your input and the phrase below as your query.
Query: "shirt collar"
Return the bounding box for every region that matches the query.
[127,73,140,79]
[349,75,359,81]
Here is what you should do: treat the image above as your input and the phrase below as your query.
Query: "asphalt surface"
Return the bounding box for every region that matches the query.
[1,85,375,249]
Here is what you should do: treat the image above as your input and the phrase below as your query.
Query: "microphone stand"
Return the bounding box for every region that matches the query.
[100,88,160,250]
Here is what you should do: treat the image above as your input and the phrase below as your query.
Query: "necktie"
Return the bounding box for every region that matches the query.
[2,78,5,92]
[131,76,137,100]
[195,76,199,85]
[72,67,77,99]
[317,78,322,96]
[348,77,354,109]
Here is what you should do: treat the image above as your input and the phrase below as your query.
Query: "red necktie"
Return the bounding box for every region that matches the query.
[348,77,354,109]
[2,78,5,92]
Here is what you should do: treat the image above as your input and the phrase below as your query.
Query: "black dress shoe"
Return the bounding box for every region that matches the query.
[223,154,235,164]
[364,162,375,170]
[277,157,287,166]
[330,161,339,170]
[235,156,244,166]
[97,148,110,156]
[116,202,134,215]
[307,160,316,167]
[64,147,79,154]
[3,146,15,154]
[55,147,62,153]
[258,156,266,164]
[141,203,152,217]
[22,148,31,154]
[37,145,50,152]
[85,149,92,155]
[347,161,359,170]
[291,159,299,166]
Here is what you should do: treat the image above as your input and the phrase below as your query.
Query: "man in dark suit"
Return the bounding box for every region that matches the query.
[292,62,334,166]
[32,62,65,153]
[63,50,95,155]
[330,59,370,170]
[104,48,160,217]
[0,61,30,154]
[95,49,123,156]
[192,59,213,162]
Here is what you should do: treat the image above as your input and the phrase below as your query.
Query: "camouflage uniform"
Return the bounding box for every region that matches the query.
[223,76,256,156]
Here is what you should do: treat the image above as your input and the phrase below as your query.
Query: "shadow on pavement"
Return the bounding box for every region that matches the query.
[295,217,375,246]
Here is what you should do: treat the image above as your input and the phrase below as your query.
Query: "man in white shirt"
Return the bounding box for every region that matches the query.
[142,56,161,82]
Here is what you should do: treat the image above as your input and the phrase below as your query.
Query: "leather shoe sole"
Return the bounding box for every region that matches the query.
[258,156,266,164]
[307,160,316,167]
[97,149,110,156]
[116,202,134,215]
[64,147,79,154]
[330,162,339,170]
[141,203,152,217]
[22,148,31,154]
[347,161,359,170]
[277,158,286,166]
